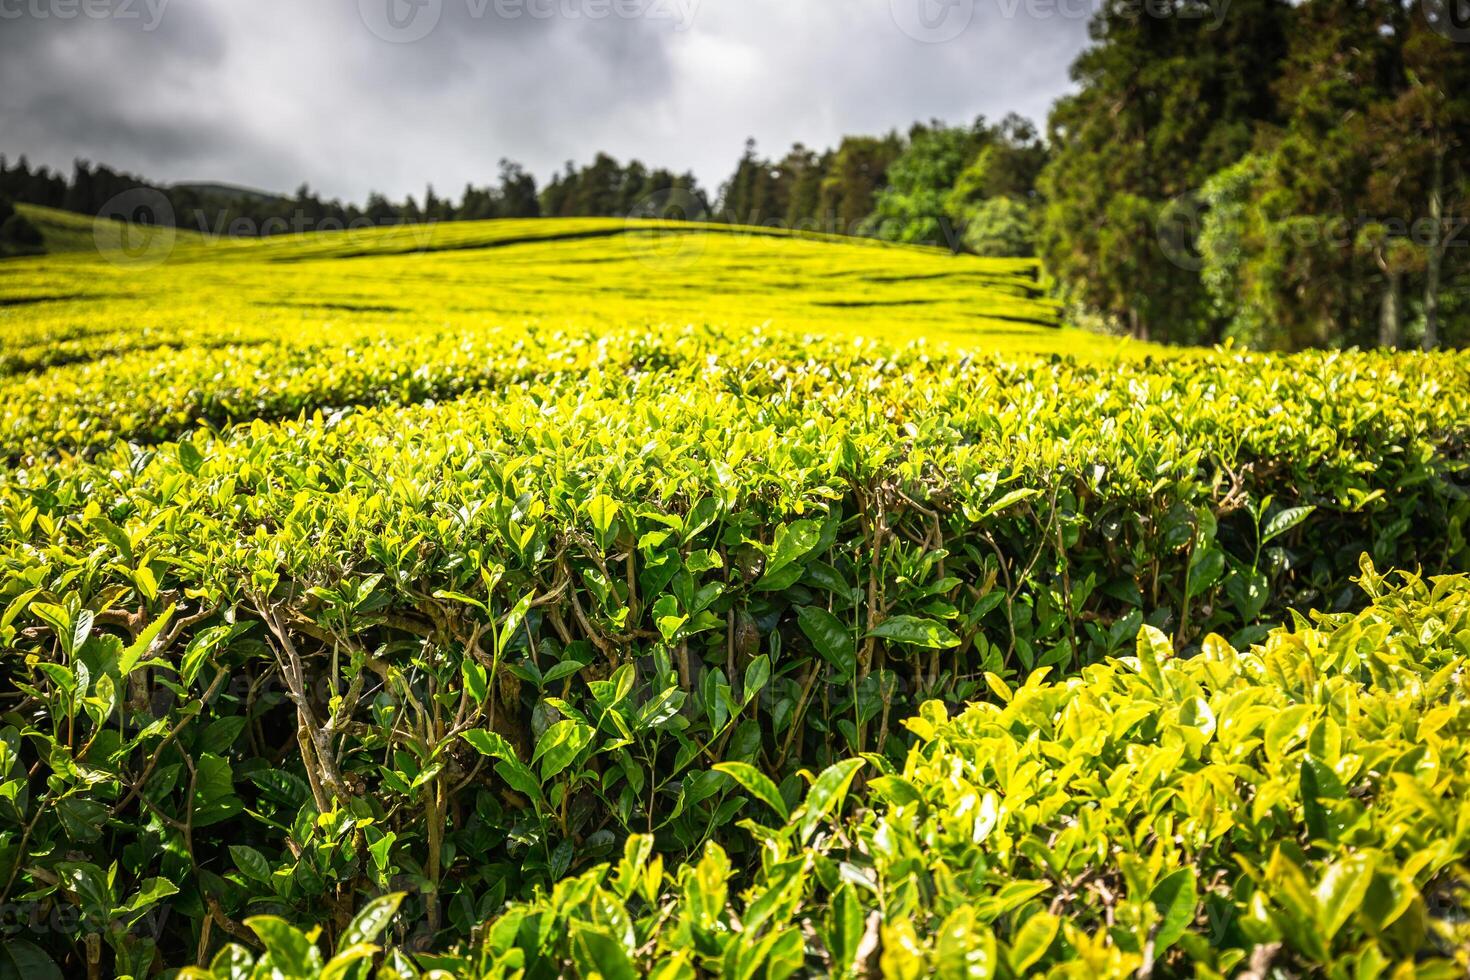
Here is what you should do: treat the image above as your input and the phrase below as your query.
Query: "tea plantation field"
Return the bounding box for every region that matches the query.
[2,215,1469,978]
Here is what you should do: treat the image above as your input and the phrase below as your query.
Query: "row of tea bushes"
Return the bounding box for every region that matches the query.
[165,561,1470,978]
[1,319,1468,471]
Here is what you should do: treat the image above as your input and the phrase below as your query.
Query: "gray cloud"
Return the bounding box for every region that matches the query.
[0,0,1092,203]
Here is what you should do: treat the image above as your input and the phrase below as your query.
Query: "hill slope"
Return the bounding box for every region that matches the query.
[0,214,1111,356]
[0,214,1137,459]
[15,202,208,255]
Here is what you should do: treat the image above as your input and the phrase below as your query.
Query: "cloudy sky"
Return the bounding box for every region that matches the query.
[0,0,1095,203]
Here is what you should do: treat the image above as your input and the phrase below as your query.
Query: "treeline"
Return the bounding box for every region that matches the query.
[0,151,713,235]
[0,116,1041,253]
[714,113,1046,257]
[0,156,549,234]
[540,154,708,218]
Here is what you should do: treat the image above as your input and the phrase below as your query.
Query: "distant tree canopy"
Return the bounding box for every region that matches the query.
[860,120,990,248]
[1041,0,1470,350]
[717,134,904,235]
[0,150,719,245]
[540,154,707,220]
[4,0,1467,349]
[711,113,1049,254]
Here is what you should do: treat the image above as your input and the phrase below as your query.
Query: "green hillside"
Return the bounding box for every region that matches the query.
[0,215,1118,458]
[0,213,1110,361]
[14,202,208,255]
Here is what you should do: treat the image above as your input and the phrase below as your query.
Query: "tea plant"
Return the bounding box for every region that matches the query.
[159,563,1470,978]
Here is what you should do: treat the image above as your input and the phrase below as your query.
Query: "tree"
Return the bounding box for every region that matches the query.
[817,134,904,236]
[1197,154,1282,348]
[717,141,833,230]
[863,119,988,248]
[64,160,96,214]
[718,139,782,226]
[539,154,701,219]
[778,145,825,230]
[1214,0,1470,349]
[1388,8,1470,348]
[1038,0,1291,342]
[423,185,455,222]
[946,114,1048,257]
[364,192,399,226]
[569,153,623,216]
[959,197,1037,257]
[950,114,1047,204]
[540,163,579,218]
[496,160,540,218]
[1251,1,1408,348]
[458,183,495,221]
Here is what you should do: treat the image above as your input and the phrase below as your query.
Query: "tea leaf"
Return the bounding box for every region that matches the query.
[713,762,789,821]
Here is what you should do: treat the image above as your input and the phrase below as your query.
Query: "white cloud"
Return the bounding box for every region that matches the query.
[0,0,1091,203]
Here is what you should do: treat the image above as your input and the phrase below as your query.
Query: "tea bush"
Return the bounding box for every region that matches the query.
[1,321,1468,975]
[172,562,1470,978]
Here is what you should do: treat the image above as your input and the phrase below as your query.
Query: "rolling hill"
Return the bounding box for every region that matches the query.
[0,208,1113,357]
[16,202,209,255]
[0,211,1126,457]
